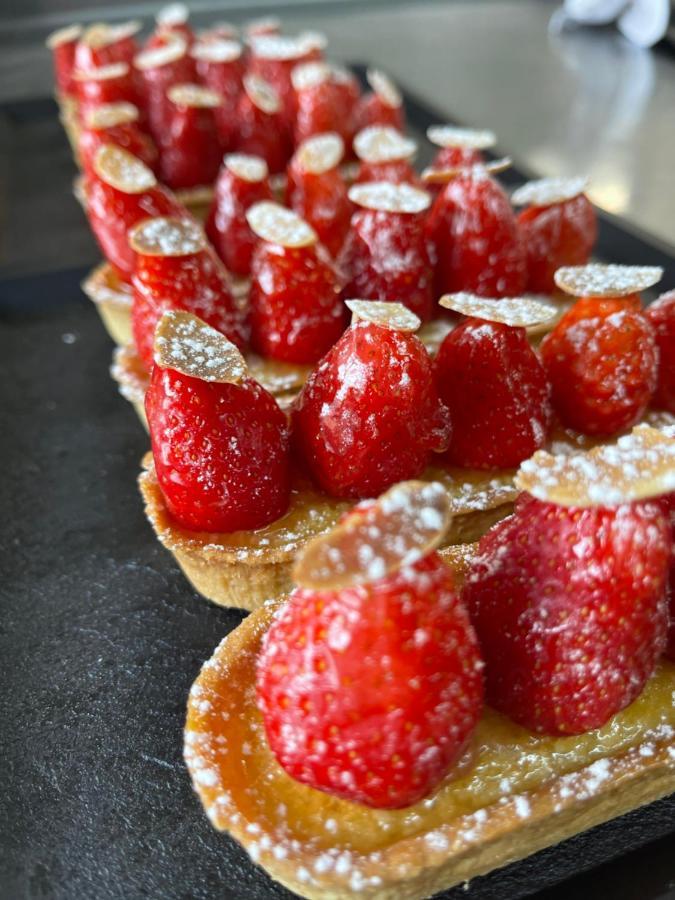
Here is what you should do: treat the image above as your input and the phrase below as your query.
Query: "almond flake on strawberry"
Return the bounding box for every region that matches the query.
[292,299,451,498]
[129,216,248,370]
[159,84,223,190]
[435,293,555,468]
[291,62,342,146]
[235,74,290,174]
[513,177,597,295]
[353,125,420,186]
[47,24,83,99]
[355,67,404,133]
[74,21,141,72]
[246,201,346,363]
[340,182,434,321]
[541,266,663,435]
[425,162,527,299]
[645,291,675,413]
[426,125,496,179]
[79,102,158,176]
[256,480,483,808]
[147,3,195,49]
[190,39,243,149]
[285,132,351,257]
[206,153,273,277]
[85,144,187,279]
[464,426,675,735]
[74,62,143,121]
[134,37,196,145]
[146,310,290,532]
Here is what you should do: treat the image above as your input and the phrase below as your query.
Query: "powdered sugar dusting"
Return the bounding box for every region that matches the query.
[516,424,675,507]
[93,144,156,193]
[366,67,402,107]
[354,126,417,164]
[511,176,589,207]
[128,216,205,256]
[554,263,663,297]
[247,201,317,248]
[426,125,496,150]
[225,153,268,182]
[345,299,421,333]
[154,310,248,384]
[296,133,344,175]
[348,181,430,214]
[439,293,557,328]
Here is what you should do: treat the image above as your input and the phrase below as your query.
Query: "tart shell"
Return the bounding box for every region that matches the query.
[82,262,134,346]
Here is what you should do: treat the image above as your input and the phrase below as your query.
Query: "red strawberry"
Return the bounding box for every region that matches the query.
[426,168,527,298]
[463,496,670,734]
[146,350,290,533]
[78,103,158,177]
[74,62,143,121]
[329,65,361,153]
[84,145,187,279]
[285,134,351,258]
[340,183,434,322]
[247,203,346,364]
[435,318,552,468]
[257,550,483,808]
[158,84,223,190]
[206,154,273,277]
[540,298,658,435]
[430,145,483,173]
[517,191,597,295]
[145,4,195,50]
[292,62,343,146]
[191,39,243,150]
[135,38,196,145]
[235,75,290,175]
[354,71,404,133]
[74,21,140,72]
[645,292,675,413]
[660,491,675,661]
[355,158,420,187]
[47,24,82,98]
[292,307,451,498]
[130,216,248,370]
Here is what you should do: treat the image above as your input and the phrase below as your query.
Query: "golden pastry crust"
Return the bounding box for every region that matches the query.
[174,184,214,221]
[82,262,134,346]
[184,591,675,900]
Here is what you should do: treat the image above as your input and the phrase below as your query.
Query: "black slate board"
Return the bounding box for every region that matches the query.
[2,78,675,900]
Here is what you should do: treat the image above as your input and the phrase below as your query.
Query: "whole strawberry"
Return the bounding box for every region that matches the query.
[540,298,658,435]
[257,549,483,808]
[645,291,675,413]
[463,495,670,734]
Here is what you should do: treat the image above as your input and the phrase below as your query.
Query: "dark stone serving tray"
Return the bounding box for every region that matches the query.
[1,73,674,900]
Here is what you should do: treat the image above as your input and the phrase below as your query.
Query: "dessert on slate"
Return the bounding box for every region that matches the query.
[185,428,675,899]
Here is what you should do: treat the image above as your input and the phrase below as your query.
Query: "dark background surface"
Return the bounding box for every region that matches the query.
[1,75,675,900]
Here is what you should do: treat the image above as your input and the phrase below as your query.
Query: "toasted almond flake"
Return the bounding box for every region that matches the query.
[346,299,421,332]
[168,83,222,108]
[73,61,129,82]
[93,144,156,193]
[129,216,205,256]
[291,61,331,91]
[295,133,344,174]
[85,101,139,129]
[294,481,451,589]
[80,20,140,49]
[242,73,280,115]
[366,68,401,107]
[246,202,316,248]
[512,176,589,207]
[426,125,497,150]
[439,293,558,327]
[225,153,268,182]
[154,311,247,383]
[249,33,313,61]
[135,35,187,70]
[108,20,142,42]
[157,2,188,27]
[554,264,663,298]
[348,181,430,214]
[46,23,83,49]
[515,425,675,507]
[422,157,512,183]
[244,16,281,38]
[353,126,416,164]
[190,39,242,63]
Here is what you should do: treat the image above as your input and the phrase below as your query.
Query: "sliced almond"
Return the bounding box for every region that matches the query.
[246,202,316,248]
[154,310,247,383]
[554,264,663,298]
[426,124,496,150]
[93,144,157,193]
[85,101,139,129]
[128,216,206,256]
[224,153,268,183]
[291,61,331,91]
[293,480,451,590]
[366,68,401,108]
[190,38,242,63]
[73,61,129,82]
[242,73,280,115]
[107,20,142,42]
[80,20,140,49]
[167,83,222,108]
[295,132,344,174]
[353,125,416,164]
[249,33,310,61]
[46,23,82,49]
[135,35,187,70]
[345,299,421,333]
[157,2,188,26]
[516,425,675,508]
[512,176,589,207]
[348,181,430,214]
[422,157,512,184]
[244,16,281,38]
[438,293,558,328]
